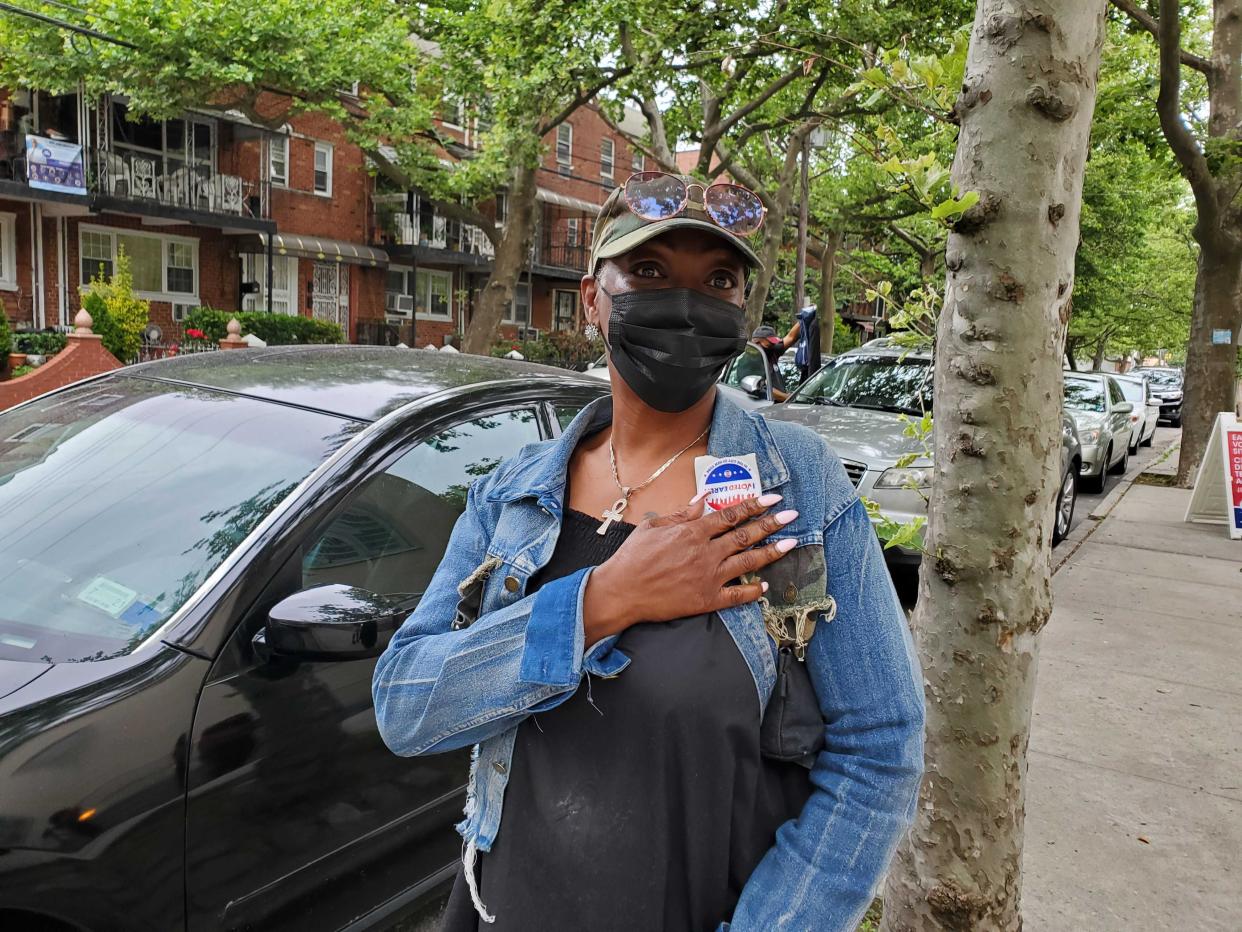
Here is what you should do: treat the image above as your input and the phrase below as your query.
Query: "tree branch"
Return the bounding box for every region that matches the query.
[1153,0,1219,232]
[1110,0,1213,75]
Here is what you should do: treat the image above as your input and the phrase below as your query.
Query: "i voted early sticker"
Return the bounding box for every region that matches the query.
[694,454,762,513]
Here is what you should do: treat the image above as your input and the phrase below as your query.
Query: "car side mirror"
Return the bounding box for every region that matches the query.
[252,584,417,662]
[1114,401,1134,415]
[739,374,766,397]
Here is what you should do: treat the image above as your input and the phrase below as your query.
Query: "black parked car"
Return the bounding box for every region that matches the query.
[0,347,607,932]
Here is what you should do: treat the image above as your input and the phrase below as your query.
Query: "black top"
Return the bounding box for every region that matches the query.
[441,509,811,932]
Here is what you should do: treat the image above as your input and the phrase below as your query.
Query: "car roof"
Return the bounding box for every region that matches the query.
[117,344,598,422]
[1064,370,1109,381]
[839,338,932,361]
[1111,373,1145,384]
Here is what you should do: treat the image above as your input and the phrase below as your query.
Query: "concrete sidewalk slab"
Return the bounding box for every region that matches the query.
[1023,480,1242,932]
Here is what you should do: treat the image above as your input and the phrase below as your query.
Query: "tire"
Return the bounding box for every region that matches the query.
[1109,440,1129,475]
[1052,466,1077,545]
[1141,429,1154,448]
[1085,448,1108,493]
[1128,433,1140,456]
[1170,415,1182,428]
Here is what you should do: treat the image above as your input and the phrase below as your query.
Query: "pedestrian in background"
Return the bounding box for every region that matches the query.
[752,321,800,401]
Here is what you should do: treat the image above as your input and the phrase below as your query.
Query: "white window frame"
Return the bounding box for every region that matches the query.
[414,267,453,321]
[0,212,16,291]
[503,281,531,325]
[313,142,333,196]
[556,124,572,171]
[632,149,644,172]
[79,223,199,303]
[495,193,507,227]
[440,95,465,130]
[241,253,297,315]
[600,138,614,182]
[269,135,289,187]
[566,217,580,247]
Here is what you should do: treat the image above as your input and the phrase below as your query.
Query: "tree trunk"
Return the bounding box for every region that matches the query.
[880,4,1106,932]
[744,128,809,330]
[819,230,842,356]
[1091,337,1108,371]
[462,163,539,355]
[1177,239,1242,483]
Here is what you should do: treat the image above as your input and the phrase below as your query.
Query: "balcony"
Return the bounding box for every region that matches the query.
[373,194,497,268]
[89,146,268,220]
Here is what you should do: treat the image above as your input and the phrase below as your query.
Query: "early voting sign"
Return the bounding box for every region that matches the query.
[1185,411,1242,538]
[25,135,86,195]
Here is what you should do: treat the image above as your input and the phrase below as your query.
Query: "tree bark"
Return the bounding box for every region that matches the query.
[461,163,538,355]
[744,126,810,329]
[819,229,842,356]
[880,4,1107,932]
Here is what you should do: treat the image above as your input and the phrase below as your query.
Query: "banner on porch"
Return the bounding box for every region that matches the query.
[25,135,87,195]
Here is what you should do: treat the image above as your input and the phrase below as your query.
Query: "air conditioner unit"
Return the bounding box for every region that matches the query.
[385,293,415,317]
[172,303,197,322]
[521,327,541,341]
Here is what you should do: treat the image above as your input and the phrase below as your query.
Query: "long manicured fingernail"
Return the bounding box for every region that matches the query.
[761,581,769,593]
[775,509,798,525]
[775,538,797,553]
[689,490,708,505]
[758,493,783,506]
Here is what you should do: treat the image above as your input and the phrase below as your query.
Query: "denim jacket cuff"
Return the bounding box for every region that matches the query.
[517,565,592,687]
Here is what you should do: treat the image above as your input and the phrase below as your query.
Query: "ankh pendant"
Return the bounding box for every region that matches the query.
[598,494,630,535]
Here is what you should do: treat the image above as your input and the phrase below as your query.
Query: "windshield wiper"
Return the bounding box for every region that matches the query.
[810,396,845,406]
[850,402,925,416]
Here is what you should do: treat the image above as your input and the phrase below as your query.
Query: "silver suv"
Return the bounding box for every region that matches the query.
[765,339,1083,561]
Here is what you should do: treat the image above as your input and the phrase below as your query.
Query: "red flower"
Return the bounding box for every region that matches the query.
[185,328,205,339]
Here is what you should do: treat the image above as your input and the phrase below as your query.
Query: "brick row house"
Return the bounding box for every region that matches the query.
[0,82,646,352]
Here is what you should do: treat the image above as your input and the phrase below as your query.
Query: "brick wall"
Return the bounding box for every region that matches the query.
[0,332,121,412]
[0,198,36,328]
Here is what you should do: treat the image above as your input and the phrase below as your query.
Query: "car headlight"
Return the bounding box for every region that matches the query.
[1079,427,1102,444]
[875,466,932,490]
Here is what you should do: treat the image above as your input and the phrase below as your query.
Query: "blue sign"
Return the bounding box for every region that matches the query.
[25,135,86,195]
[1212,328,1233,345]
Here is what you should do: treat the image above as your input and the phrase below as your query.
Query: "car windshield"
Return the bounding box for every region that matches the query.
[1064,377,1105,412]
[0,380,358,663]
[1116,379,1145,403]
[790,354,931,415]
[1141,369,1181,387]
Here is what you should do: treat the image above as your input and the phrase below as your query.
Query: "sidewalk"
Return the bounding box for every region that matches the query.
[1023,449,1242,931]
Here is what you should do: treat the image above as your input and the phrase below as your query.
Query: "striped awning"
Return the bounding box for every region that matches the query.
[236,232,388,268]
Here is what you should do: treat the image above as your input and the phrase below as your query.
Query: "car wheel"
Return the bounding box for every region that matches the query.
[1085,449,1108,493]
[1141,428,1154,448]
[1128,434,1140,456]
[1170,415,1182,428]
[1109,441,1129,475]
[1052,466,1077,545]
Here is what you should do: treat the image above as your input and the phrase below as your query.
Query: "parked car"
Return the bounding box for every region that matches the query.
[1133,366,1183,426]
[1063,370,1135,493]
[0,346,609,932]
[1112,372,1160,452]
[765,340,1084,562]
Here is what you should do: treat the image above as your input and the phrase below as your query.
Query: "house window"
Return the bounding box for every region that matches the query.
[440,95,465,129]
[600,138,614,182]
[553,290,578,332]
[504,282,530,325]
[241,254,296,315]
[566,217,580,247]
[80,230,114,283]
[269,136,288,187]
[313,142,333,195]
[415,268,452,320]
[556,124,572,174]
[632,149,644,172]
[0,213,17,290]
[495,193,507,226]
[79,225,198,300]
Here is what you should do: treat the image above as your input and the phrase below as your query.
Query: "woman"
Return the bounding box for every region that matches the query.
[373,173,924,932]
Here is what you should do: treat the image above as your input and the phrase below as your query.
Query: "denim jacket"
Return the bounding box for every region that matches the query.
[373,392,925,931]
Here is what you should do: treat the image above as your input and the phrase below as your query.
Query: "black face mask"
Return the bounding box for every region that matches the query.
[601,286,748,413]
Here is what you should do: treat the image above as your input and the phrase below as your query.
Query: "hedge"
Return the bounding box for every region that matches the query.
[183,307,345,345]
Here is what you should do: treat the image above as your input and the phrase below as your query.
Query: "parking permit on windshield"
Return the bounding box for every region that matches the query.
[695,454,762,513]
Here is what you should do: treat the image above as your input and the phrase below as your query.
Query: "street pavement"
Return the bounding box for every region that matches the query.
[1024,440,1242,931]
[1067,426,1182,536]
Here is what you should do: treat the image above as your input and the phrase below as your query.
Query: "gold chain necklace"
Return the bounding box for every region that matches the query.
[597,424,711,535]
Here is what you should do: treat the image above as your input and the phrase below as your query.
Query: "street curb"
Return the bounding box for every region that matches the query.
[1051,437,1179,576]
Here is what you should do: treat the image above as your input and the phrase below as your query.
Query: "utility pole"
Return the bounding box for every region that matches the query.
[793,133,810,314]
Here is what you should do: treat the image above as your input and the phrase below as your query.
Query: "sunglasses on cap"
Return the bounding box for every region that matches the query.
[623,171,767,238]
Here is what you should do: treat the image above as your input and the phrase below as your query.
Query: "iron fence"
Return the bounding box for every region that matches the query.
[126,340,220,366]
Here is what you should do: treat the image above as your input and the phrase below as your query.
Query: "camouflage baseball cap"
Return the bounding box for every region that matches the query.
[589,180,764,273]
